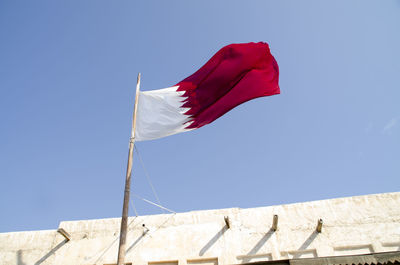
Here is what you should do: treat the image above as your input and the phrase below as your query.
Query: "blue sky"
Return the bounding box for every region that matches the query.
[0,0,399,233]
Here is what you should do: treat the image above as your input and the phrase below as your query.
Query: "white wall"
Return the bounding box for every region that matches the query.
[1,192,399,265]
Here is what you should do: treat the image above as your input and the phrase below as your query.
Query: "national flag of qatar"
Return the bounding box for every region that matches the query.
[135,42,280,141]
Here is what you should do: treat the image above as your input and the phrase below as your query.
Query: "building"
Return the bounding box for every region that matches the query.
[1,192,399,265]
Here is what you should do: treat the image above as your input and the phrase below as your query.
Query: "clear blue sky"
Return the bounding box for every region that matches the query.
[0,0,399,233]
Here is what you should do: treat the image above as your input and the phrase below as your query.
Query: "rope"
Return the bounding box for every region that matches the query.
[85,143,177,264]
[130,198,139,217]
[132,193,176,214]
[134,145,165,213]
[89,216,139,264]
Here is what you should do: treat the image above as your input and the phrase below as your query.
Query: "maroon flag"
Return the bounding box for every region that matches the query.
[135,42,280,141]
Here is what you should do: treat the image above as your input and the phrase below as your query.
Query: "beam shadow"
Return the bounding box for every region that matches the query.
[291,231,318,259]
[248,229,275,255]
[34,239,68,265]
[199,226,227,256]
[17,250,27,265]
[237,229,275,263]
[126,233,146,253]
[126,213,176,254]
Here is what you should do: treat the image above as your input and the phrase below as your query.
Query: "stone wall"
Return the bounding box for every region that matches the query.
[1,192,399,265]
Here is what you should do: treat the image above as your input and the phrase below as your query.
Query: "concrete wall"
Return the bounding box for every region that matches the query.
[1,192,399,265]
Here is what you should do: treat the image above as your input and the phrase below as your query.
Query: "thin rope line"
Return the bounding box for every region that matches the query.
[134,145,165,213]
[132,193,176,214]
[130,198,138,217]
[90,216,139,264]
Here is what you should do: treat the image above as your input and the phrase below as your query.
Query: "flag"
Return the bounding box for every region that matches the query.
[135,42,280,141]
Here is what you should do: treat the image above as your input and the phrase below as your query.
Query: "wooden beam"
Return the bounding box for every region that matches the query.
[224,216,230,229]
[271,214,278,231]
[57,228,71,241]
[316,218,323,233]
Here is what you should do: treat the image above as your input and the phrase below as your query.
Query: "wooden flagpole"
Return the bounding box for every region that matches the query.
[117,73,141,265]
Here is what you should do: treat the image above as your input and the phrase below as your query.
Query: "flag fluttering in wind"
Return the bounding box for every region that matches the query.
[135,42,280,141]
[119,43,280,263]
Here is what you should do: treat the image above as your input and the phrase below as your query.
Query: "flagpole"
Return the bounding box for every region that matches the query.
[117,73,141,265]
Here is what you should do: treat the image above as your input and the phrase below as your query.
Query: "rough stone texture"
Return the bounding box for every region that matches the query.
[1,192,399,265]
